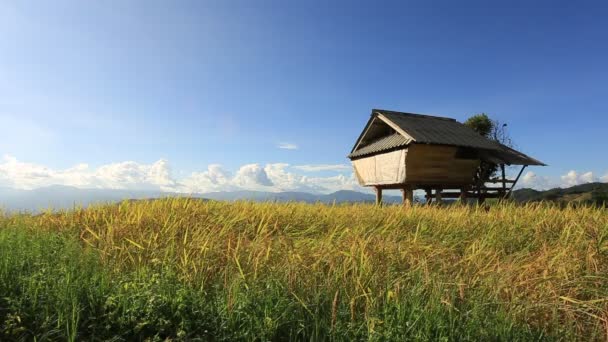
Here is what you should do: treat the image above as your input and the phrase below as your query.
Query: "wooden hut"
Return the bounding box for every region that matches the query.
[347,109,545,205]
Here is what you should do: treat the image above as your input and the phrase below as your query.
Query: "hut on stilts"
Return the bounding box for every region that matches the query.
[347,109,545,206]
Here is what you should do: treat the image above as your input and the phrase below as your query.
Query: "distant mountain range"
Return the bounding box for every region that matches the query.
[1,183,606,212]
[199,189,404,204]
[0,185,403,212]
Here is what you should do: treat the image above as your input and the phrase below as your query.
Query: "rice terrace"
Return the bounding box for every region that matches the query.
[1,200,608,340]
[2,1,608,341]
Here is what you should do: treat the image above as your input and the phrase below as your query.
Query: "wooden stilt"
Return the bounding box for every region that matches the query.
[435,189,443,204]
[374,187,383,206]
[500,164,507,193]
[425,189,432,205]
[459,188,468,204]
[401,187,413,208]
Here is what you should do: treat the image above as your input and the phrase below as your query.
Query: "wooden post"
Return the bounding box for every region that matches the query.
[500,164,507,198]
[425,188,432,205]
[401,187,413,208]
[435,189,443,204]
[459,188,468,204]
[374,186,383,206]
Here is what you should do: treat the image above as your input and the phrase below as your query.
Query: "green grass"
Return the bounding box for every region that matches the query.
[1,199,607,340]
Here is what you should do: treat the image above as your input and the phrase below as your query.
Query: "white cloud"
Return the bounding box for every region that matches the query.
[292,164,351,172]
[521,171,554,190]
[277,142,298,150]
[0,155,176,191]
[579,171,596,184]
[0,156,362,194]
[561,170,597,187]
[561,171,578,187]
[233,164,273,188]
[96,159,176,190]
[515,169,605,191]
[179,164,234,193]
[302,173,362,193]
[263,163,311,191]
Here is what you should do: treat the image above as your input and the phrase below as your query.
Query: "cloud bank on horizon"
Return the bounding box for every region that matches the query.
[0,155,361,194]
[521,170,608,191]
[0,155,606,194]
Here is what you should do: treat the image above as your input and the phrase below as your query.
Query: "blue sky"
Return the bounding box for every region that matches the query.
[1,0,607,193]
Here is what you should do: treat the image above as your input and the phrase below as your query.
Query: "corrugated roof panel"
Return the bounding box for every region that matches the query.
[378,110,502,150]
[347,133,410,159]
[479,145,546,166]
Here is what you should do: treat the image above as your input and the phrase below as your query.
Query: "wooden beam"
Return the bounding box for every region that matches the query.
[425,192,503,199]
[376,113,416,143]
[351,116,380,154]
[374,186,383,206]
[426,192,461,199]
[487,179,517,184]
[479,186,514,191]
[425,188,432,205]
[375,180,478,189]
[505,165,527,199]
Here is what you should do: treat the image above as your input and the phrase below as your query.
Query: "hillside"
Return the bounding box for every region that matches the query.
[513,182,608,205]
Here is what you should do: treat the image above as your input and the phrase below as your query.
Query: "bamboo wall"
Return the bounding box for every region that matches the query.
[352,144,479,187]
[352,149,406,186]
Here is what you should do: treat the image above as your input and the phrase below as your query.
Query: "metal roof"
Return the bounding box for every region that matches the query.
[347,133,411,159]
[479,145,546,166]
[348,109,546,166]
[377,110,502,150]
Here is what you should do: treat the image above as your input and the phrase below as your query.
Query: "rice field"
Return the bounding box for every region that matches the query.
[1,199,607,341]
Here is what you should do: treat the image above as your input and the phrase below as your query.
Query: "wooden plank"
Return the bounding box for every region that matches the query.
[480,186,511,191]
[426,192,503,199]
[426,192,487,198]
[487,179,517,184]
[427,192,462,199]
